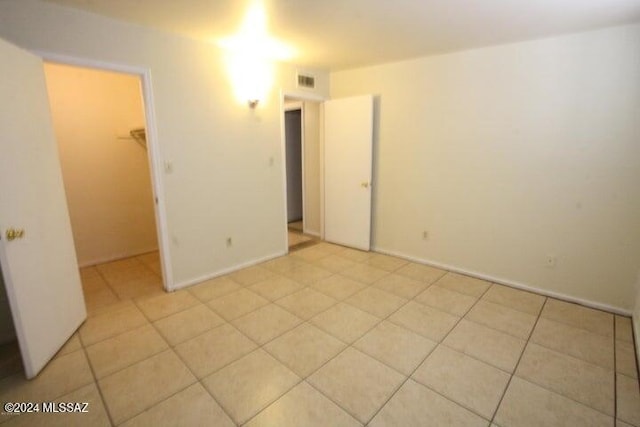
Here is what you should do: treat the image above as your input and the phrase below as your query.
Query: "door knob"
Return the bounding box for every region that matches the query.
[5,228,25,241]
[361,182,370,188]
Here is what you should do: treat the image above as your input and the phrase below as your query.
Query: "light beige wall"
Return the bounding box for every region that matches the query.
[303,101,321,235]
[331,24,640,311]
[44,63,157,266]
[0,0,329,288]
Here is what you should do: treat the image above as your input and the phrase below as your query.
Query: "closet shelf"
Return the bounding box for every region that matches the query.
[129,128,146,149]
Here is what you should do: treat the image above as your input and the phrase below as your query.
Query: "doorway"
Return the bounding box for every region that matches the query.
[282,94,375,252]
[283,97,322,250]
[43,63,165,312]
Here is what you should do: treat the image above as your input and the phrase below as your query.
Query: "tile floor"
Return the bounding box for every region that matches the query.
[287,231,312,249]
[0,244,639,426]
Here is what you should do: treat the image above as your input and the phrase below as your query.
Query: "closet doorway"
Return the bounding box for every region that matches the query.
[283,97,322,250]
[44,63,165,312]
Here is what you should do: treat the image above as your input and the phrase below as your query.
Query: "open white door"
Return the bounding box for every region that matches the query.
[0,38,86,379]
[324,95,374,250]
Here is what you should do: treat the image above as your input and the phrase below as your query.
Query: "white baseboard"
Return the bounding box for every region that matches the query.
[169,251,287,292]
[374,246,632,316]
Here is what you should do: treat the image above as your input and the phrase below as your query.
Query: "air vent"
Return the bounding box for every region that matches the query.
[297,73,315,89]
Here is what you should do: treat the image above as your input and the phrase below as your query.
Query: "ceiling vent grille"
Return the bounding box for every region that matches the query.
[297,73,315,89]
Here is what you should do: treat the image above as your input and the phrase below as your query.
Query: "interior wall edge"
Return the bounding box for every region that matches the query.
[374,245,633,317]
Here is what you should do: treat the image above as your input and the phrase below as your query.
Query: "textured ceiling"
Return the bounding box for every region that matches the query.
[43,0,640,70]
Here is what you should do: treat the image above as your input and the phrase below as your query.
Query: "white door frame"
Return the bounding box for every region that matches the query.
[33,50,173,290]
[279,90,326,252]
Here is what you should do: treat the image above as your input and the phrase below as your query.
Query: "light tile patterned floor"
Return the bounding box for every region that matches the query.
[0,246,639,426]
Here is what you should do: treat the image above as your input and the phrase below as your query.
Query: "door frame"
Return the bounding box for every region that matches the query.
[34,50,173,290]
[279,90,326,253]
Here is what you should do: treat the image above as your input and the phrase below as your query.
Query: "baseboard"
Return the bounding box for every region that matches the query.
[374,246,632,316]
[169,251,287,292]
[78,246,159,268]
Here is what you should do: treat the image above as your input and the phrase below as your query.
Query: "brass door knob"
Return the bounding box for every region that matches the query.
[5,228,24,241]
[361,182,370,188]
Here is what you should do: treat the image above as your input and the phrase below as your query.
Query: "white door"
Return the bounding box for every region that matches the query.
[0,38,86,379]
[324,95,374,250]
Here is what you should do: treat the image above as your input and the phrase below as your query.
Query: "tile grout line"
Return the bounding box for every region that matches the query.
[78,250,392,425]
[303,357,375,425]
[80,250,635,425]
[235,282,388,427]
[84,335,179,391]
[412,284,537,342]
[134,253,163,280]
[499,323,620,419]
[211,256,392,349]
[128,297,241,427]
[125,299,200,421]
[442,299,617,375]
[174,321,254,375]
[153,275,539,389]
[91,264,125,311]
[409,283,623,389]
[76,333,117,427]
[225,257,628,420]
[134,280,312,358]
[363,276,494,424]
[240,269,415,425]
[189,307,330,425]
[489,297,548,424]
[541,315,618,340]
[505,375,618,422]
[514,338,615,373]
[236,376,309,426]
[235,309,360,423]
[399,280,495,404]
[83,303,178,348]
[248,280,304,302]
[12,337,110,425]
[269,287,342,322]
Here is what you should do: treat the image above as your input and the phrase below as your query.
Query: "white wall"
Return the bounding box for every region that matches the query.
[0,0,329,289]
[303,101,322,236]
[44,63,157,266]
[331,24,640,312]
